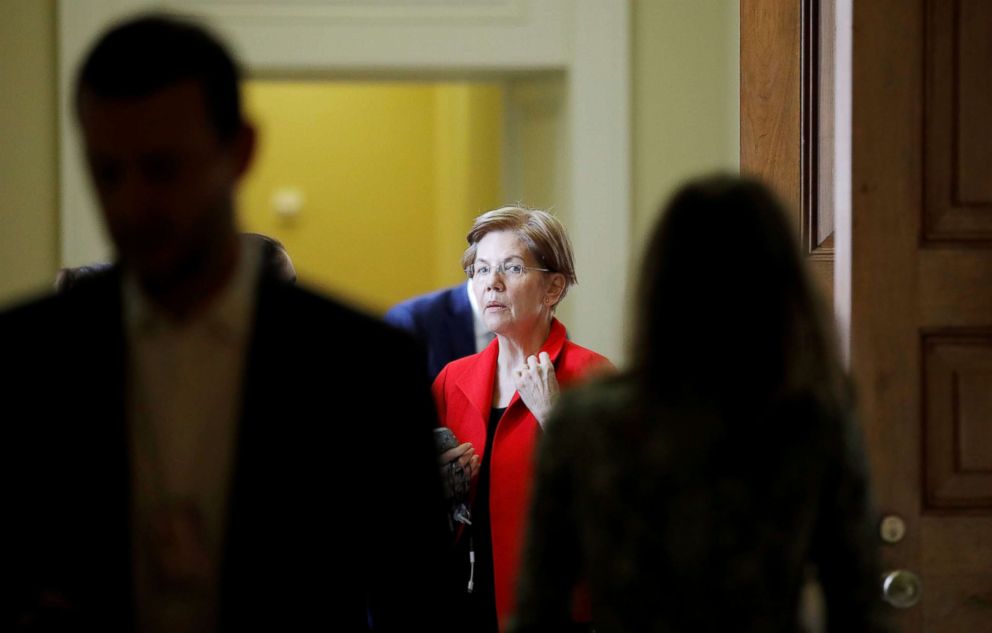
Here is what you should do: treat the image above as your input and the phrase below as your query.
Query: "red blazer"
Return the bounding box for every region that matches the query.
[432,318,609,629]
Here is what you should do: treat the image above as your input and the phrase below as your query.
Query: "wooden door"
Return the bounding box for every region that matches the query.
[740,0,833,297]
[744,0,992,629]
[852,0,992,630]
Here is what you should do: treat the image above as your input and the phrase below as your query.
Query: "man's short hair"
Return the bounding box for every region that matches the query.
[244,233,297,284]
[53,263,113,294]
[74,13,244,140]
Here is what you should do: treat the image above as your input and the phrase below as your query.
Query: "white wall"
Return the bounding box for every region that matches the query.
[627,0,740,357]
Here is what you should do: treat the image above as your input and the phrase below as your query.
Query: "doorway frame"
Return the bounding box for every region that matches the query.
[58,0,630,362]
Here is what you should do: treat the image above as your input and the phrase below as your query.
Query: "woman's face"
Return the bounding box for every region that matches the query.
[471,230,557,339]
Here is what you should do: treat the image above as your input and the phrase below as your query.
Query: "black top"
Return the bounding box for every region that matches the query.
[447,406,505,633]
[515,376,888,633]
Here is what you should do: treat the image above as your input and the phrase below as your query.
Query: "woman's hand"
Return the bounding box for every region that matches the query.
[440,442,481,479]
[514,351,560,428]
[438,442,480,503]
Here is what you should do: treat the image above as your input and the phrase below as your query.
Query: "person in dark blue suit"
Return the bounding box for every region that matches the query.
[385,281,492,379]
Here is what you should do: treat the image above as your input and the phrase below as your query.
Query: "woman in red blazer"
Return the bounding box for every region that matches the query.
[432,206,610,632]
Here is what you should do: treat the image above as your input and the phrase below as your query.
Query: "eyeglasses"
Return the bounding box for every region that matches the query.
[465,262,552,280]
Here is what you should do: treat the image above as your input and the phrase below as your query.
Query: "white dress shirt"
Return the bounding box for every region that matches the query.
[124,242,260,633]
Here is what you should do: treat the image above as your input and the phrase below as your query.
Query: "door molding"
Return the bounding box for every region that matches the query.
[740,0,835,292]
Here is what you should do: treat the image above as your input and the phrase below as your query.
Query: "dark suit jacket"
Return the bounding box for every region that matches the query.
[1,266,449,632]
[384,284,476,379]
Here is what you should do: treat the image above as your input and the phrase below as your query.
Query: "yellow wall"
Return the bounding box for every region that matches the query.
[0,0,58,306]
[240,81,503,313]
[433,84,505,287]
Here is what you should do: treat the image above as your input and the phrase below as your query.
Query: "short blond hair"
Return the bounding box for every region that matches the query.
[461,206,577,302]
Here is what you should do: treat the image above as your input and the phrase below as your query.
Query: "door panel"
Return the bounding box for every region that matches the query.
[853,0,992,631]
[922,332,992,508]
[925,0,992,239]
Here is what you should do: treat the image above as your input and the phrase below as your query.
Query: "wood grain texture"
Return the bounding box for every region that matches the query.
[741,0,833,301]
[853,0,992,629]
[741,0,802,213]
[851,0,926,629]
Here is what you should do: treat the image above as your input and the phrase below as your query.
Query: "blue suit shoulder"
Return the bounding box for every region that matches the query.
[383,284,476,378]
[384,284,466,332]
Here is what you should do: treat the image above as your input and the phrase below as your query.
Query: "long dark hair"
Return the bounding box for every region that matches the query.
[631,175,849,414]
